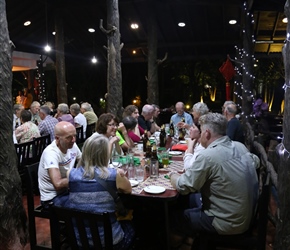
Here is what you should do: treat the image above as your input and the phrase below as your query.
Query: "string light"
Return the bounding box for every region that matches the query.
[36,55,47,104]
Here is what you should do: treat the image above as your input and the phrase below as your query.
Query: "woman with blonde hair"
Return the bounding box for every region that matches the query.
[64,134,134,249]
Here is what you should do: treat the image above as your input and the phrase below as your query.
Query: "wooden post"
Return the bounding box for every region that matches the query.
[55,8,67,104]
[101,0,123,119]
[0,0,28,247]
[274,1,290,248]
[147,0,158,105]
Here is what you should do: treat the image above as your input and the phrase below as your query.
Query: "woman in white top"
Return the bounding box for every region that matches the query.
[183,123,205,170]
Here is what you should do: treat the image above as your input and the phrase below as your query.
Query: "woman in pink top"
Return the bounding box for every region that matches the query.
[122,105,143,142]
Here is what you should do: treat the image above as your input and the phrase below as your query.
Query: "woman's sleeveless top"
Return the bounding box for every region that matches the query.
[67,167,124,246]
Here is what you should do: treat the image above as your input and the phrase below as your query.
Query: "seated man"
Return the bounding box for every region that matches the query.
[80,102,98,125]
[55,103,75,125]
[169,113,259,248]
[222,101,245,143]
[38,121,82,208]
[38,105,59,141]
[137,104,156,136]
[171,101,193,128]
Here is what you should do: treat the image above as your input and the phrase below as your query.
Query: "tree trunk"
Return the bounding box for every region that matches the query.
[147,0,158,105]
[241,2,254,125]
[106,0,123,119]
[55,8,67,104]
[0,0,28,249]
[274,1,290,249]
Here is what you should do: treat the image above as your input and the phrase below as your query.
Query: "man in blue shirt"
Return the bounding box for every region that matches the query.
[170,102,193,127]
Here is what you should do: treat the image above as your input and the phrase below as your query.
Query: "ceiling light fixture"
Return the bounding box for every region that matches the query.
[229,20,237,25]
[130,23,139,29]
[24,21,31,26]
[282,17,288,23]
[132,50,136,54]
[91,56,97,63]
[44,45,51,52]
[178,22,186,27]
[52,31,56,35]
[88,28,95,33]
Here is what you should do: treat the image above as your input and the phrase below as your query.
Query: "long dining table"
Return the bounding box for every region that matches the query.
[124,148,184,250]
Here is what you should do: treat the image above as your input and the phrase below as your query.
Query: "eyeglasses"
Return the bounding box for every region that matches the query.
[107,123,118,127]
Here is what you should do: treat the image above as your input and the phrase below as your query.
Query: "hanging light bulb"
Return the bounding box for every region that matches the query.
[91,56,97,63]
[44,44,51,52]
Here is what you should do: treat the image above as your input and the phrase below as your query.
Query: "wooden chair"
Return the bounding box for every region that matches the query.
[51,206,113,250]
[196,171,271,250]
[76,126,84,144]
[25,162,59,250]
[33,134,51,162]
[85,122,96,139]
[15,140,35,188]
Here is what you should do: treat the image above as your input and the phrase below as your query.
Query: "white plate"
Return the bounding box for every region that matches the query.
[169,151,183,155]
[144,185,166,194]
[129,180,139,187]
[179,140,187,144]
[149,136,156,140]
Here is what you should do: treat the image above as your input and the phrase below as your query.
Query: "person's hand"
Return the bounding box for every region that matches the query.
[110,136,120,145]
[117,168,126,177]
[118,122,126,133]
[176,122,184,128]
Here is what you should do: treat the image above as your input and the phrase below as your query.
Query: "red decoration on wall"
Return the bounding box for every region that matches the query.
[219,57,235,100]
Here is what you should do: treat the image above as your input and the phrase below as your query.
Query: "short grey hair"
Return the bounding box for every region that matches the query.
[70,103,81,115]
[30,101,40,108]
[199,112,227,136]
[39,105,51,115]
[57,103,69,114]
[192,102,209,115]
[223,101,235,108]
[13,104,23,113]
[142,104,154,115]
[225,103,237,115]
[81,102,93,112]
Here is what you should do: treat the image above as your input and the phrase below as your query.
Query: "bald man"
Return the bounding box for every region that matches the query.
[170,101,193,127]
[38,121,82,207]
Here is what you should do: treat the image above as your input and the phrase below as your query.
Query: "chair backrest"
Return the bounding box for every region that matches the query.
[52,206,113,250]
[76,126,84,144]
[15,140,35,171]
[86,122,96,139]
[33,134,51,162]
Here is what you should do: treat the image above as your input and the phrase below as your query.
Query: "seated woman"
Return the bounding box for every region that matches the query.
[15,109,40,143]
[64,134,134,249]
[95,113,123,157]
[183,123,205,170]
[123,105,144,142]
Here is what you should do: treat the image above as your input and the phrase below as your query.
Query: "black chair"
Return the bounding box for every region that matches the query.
[25,162,59,250]
[196,172,271,250]
[15,140,36,188]
[51,206,113,250]
[85,122,96,139]
[76,126,84,144]
[33,134,51,162]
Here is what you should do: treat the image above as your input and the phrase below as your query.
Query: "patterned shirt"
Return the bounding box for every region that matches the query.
[15,121,40,143]
[38,115,59,141]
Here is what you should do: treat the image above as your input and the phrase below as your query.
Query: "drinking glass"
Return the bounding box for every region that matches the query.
[150,159,159,178]
[111,155,121,168]
[135,165,144,183]
[161,152,169,168]
[120,155,129,173]
[128,165,135,180]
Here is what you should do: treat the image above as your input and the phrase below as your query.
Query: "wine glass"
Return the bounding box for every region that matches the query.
[111,155,121,168]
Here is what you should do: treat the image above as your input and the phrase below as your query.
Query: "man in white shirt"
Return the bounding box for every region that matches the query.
[70,103,87,134]
[38,121,82,208]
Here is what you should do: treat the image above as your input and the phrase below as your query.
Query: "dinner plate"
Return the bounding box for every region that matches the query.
[169,151,183,155]
[179,140,187,144]
[129,180,139,187]
[144,185,166,194]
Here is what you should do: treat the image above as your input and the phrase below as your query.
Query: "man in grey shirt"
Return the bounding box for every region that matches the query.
[169,113,259,247]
